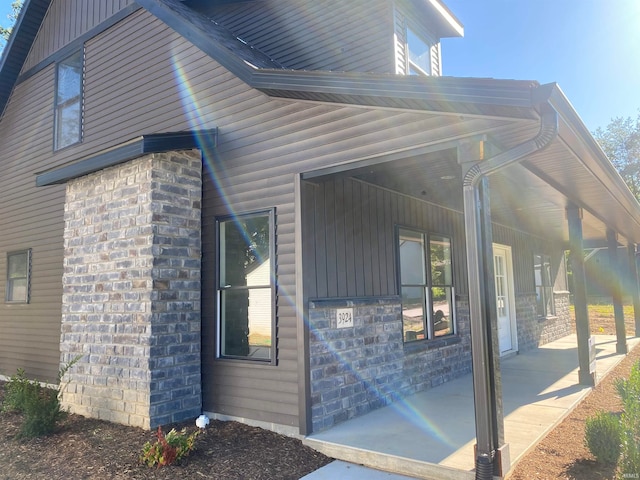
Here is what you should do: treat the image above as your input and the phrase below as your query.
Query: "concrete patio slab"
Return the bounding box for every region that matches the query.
[303,334,638,480]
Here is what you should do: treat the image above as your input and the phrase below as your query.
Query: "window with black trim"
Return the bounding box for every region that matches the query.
[534,254,554,317]
[398,228,454,342]
[217,211,274,362]
[54,50,83,150]
[6,249,31,303]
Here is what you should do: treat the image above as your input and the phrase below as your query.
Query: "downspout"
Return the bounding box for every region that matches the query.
[464,107,558,479]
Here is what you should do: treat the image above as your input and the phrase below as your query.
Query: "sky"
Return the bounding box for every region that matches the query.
[0,1,639,132]
[440,0,640,132]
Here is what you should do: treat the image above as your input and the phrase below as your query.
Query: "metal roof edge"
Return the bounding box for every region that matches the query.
[537,82,640,236]
[425,0,464,37]
[0,0,51,119]
[549,84,640,212]
[35,129,217,186]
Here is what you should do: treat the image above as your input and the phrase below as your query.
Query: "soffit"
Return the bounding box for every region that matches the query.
[335,115,640,248]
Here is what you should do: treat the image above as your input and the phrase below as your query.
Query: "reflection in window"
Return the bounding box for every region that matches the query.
[398,228,454,342]
[55,50,83,150]
[534,254,554,317]
[6,250,31,303]
[218,211,274,361]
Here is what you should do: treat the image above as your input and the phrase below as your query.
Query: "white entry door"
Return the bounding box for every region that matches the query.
[494,244,517,355]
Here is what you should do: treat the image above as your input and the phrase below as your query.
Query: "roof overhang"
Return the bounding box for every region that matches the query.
[0,0,51,119]
[35,129,217,186]
[423,0,464,38]
[4,0,640,245]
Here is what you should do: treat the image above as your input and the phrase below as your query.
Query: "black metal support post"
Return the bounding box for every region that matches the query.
[567,206,595,386]
[478,177,505,454]
[607,229,627,354]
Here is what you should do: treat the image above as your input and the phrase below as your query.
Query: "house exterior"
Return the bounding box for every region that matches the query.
[1,0,640,474]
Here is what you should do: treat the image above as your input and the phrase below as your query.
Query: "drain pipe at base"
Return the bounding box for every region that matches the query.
[463,107,558,480]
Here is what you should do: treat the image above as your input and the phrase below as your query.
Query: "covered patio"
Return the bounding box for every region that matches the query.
[304,334,639,480]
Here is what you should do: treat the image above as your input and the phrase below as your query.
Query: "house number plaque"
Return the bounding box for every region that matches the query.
[336,308,354,329]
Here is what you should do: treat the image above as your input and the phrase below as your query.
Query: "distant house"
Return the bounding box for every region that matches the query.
[1,0,639,474]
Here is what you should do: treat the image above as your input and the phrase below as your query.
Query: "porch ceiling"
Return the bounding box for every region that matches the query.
[346,128,640,248]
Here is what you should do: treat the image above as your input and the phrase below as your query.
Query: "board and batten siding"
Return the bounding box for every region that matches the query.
[204,0,396,74]
[303,176,468,300]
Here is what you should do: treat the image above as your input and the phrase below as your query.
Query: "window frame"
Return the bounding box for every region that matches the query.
[397,226,455,343]
[54,49,84,151]
[215,209,276,364]
[406,25,432,76]
[534,253,555,318]
[6,249,31,304]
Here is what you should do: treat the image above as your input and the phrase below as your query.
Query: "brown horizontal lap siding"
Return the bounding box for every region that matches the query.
[201,161,301,426]
[1,4,512,423]
[0,54,66,382]
[24,0,135,71]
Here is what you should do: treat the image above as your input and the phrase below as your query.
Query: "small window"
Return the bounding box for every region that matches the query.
[54,50,83,150]
[534,254,554,317]
[217,211,274,362]
[406,27,431,76]
[6,250,31,303]
[398,228,454,342]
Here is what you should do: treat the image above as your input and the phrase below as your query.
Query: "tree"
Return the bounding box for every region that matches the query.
[0,1,23,50]
[593,111,640,201]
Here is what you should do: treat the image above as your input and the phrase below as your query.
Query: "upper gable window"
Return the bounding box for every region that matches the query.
[407,27,431,75]
[54,50,83,150]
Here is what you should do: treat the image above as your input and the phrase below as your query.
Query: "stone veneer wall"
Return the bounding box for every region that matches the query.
[308,296,472,433]
[516,291,572,352]
[60,150,202,429]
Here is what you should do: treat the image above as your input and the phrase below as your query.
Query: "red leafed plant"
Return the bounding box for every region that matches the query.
[140,426,199,468]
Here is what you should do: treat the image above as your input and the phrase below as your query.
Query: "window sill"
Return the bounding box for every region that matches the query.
[403,334,461,353]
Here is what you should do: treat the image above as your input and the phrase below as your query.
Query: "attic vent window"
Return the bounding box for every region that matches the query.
[54,50,83,150]
[407,27,431,75]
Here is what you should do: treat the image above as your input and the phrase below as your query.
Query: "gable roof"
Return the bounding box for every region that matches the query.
[2,0,640,245]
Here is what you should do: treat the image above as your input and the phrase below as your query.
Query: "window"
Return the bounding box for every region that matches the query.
[217,211,274,361]
[398,228,454,342]
[54,50,83,150]
[6,250,31,303]
[406,27,432,76]
[534,254,554,317]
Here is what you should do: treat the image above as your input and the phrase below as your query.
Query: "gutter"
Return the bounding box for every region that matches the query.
[462,106,558,478]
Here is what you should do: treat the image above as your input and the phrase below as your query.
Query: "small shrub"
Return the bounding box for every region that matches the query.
[19,384,65,438]
[141,427,200,468]
[616,360,640,476]
[2,368,35,413]
[584,411,621,464]
[1,356,80,438]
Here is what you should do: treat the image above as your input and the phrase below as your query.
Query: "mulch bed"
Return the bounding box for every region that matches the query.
[0,399,332,479]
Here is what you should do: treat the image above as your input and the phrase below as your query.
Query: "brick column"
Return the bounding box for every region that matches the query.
[60,150,202,429]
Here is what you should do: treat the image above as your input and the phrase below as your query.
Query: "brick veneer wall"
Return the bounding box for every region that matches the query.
[516,291,572,352]
[308,296,472,433]
[60,150,202,429]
